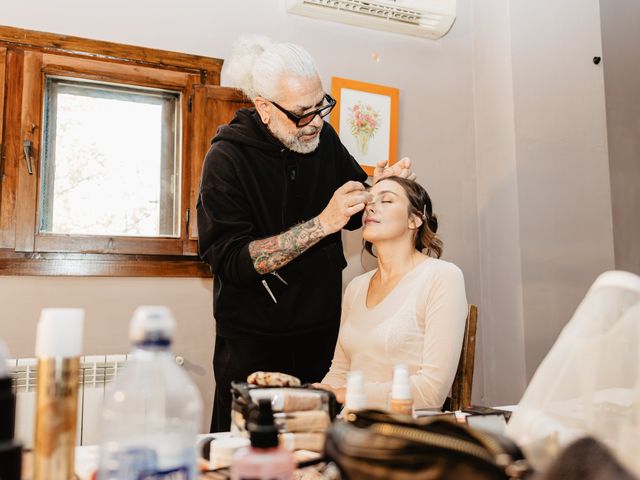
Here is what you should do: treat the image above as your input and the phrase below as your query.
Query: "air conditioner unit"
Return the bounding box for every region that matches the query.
[286,0,456,40]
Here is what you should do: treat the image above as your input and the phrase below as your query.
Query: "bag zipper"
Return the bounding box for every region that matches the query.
[346,412,529,479]
[370,422,495,464]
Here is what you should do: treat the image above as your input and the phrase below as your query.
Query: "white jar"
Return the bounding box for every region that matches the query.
[209,437,250,469]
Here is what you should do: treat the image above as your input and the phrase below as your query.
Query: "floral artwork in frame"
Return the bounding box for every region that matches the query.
[330,77,399,176]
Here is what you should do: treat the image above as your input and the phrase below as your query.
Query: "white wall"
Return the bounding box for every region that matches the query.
[470,0,615,399]
[599,0,640,275]
[509,0,615,378]
[471,0,527,404]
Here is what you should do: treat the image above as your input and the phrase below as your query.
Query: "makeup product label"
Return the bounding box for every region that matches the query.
[389,398,414,416]
[34,357,80,480]
[140,466,189,480]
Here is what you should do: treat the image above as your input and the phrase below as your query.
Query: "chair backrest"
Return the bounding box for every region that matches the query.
[449,304,478,411]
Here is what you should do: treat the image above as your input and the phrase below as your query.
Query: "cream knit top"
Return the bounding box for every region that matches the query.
[322,258,468,409]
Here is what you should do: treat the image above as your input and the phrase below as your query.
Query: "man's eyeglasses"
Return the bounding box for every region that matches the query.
[270,93,336,128]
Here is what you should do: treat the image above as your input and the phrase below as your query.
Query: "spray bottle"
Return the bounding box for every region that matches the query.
[33,308,84,480]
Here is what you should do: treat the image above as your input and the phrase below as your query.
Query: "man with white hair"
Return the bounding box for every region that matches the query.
[197,36,413,431]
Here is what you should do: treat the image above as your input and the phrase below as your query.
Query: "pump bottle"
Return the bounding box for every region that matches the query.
[231,398,295,479]
[389,364,414,416]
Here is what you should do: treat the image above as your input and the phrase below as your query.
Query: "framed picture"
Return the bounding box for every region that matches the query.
[330,77,399,176]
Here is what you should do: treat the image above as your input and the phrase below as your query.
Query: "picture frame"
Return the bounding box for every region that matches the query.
[330,77,399,176]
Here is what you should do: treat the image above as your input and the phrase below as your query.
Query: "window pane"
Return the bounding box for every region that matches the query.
[40,78,181,237]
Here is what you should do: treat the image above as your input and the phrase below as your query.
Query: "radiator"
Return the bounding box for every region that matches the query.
[6,354,128,448]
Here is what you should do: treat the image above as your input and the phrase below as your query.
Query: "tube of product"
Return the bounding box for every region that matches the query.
[33,308,84,480]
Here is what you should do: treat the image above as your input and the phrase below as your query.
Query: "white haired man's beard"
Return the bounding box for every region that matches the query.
[268,114,322,154]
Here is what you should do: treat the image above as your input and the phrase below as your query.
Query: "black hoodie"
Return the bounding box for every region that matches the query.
[197,108,368,339]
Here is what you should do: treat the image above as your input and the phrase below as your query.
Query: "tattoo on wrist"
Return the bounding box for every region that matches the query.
[249,217,326,274]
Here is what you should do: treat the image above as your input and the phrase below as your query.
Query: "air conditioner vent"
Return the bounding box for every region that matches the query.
[304,0,423,25]
[287,0,456,39]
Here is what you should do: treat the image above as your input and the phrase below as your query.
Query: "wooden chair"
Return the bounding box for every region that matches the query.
[447,304,478,411]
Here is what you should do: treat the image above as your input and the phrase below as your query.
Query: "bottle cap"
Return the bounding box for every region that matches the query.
[35,308,84,358]
[344,371,367,411]
[129,306,176,346]
[248,398,279,449]
[391,364,412,400]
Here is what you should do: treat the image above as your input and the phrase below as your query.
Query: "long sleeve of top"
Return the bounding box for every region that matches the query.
[322,258,468,409]
[197,108,367,339]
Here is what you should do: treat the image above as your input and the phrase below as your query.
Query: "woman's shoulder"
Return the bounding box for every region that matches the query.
[345,269,376,291]
[422,258,465,282]
[348,268,376,284]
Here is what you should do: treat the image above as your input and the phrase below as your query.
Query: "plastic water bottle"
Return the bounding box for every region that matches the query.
[98,306,202,480]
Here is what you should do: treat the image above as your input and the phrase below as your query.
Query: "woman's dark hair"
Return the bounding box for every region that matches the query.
[364,176,443,259]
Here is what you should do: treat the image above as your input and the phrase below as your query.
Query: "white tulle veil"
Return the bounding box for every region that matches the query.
[506,270,640,474]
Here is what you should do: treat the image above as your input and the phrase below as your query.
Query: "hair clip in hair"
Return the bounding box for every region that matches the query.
[422,205,427,220]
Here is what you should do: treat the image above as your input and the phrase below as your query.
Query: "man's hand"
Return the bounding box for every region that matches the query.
[249,182,370,275]
[318,181,371,234]
[372,157,416,184]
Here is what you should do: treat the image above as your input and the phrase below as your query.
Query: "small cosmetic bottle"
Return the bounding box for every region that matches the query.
[231,399,295,480]
[343,371,367,415]
[33,308,84,480]
[389,364,414,416]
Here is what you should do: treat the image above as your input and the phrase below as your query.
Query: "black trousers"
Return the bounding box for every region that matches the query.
[210,328,338,432]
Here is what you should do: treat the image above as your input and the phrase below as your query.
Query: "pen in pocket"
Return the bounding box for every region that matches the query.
[261,279,277,304]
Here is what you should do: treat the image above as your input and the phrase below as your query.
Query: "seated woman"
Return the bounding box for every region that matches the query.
[316,176,468,410]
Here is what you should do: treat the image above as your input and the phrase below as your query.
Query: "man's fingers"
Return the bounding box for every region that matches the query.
[346,202,365,215]
[345,191,371,206]
[337,180,366,194]
[408,173,417,181]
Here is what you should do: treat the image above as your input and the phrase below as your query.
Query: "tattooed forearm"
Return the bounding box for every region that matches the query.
[249,217,327,274]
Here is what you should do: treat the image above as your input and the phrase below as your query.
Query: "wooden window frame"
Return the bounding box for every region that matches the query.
[0,26,239,277]
[38,78,182,239]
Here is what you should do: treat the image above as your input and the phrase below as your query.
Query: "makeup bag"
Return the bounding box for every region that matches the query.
[324,409,532,480]
[230,381,338,452]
